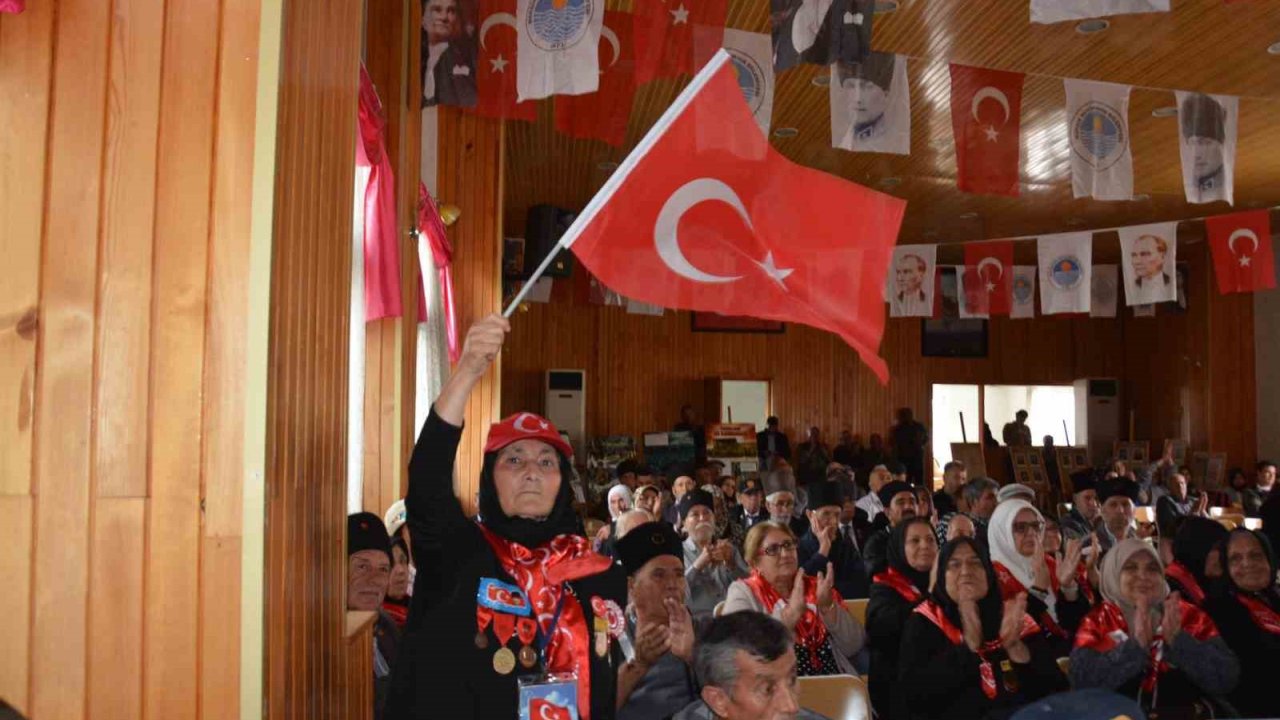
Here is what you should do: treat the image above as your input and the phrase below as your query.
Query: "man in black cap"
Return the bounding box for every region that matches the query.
[1180,92,1229,203]
[679,489,748,620]
[348,511,400,720]
[734,476,767,534]
[860,480,919,576]
[1096,477,1140,557]
[1060,469,1104,542]
[797,481,870,599]
[616,522,700,720]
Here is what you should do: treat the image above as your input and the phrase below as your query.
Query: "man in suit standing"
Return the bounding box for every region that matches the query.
[756,416,791,470]
[421,0,477,108]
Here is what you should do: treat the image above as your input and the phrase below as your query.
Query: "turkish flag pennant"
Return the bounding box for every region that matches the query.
[562,52,905,382]
[1206,210,1276,294]
[529,698,574,720]
[555,10,636,147]
[471,0,538,121]
[949,64,1024,197]
[963,240,1015,315]
[632,0,727,85]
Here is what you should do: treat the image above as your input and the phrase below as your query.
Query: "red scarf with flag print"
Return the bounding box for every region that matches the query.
[1074,600,1219,692]
[872,566,924,604]
[477,523,613,719]
[914,599,1040,699]
[1234,592,1280,635]
[743,571,843,667]
[1165,561,1207,606]
[993,557,1069,639]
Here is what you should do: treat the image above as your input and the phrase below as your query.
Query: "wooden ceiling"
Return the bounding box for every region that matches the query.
[500,0,1280,245]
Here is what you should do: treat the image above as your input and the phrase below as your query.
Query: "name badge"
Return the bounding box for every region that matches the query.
[477,578,532,617]
[519,673,578,720]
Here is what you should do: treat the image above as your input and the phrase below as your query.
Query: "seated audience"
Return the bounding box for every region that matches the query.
[763,468,809,538]
[1205,528,1280,718]
[795,426,832,484]
[863,480,920,576]
[798,481,870,599]
[1242,460,1277,518]
[1041,516,1063,556]
[724,522,867,676]
[616,508,654,540]
[833,429,864,469]
[997,483,1036,505]
[1094,478,1139,557]
[898,537,1066,720]
[719,475,738,508]
[855,465,893,522]
[886,459,909,485]
[933,461,968,517]
[914,485,936,524]
[1156,470,1209,534]
[962,477,1000,540]
[634,483,662,518]
[680,489,749,620]
[347,512,400,720]
[616,521,700,719]
[383,534,412,628]
[615,459,640,490]
[826,462,860,505]
[988,499,1090,656]
[1165,516,1228,608]
[703,483,745,549]
[1007,688,1145,720]
[597,484,635,555]
[734,476,768,534]
[1070,539,1239,716]
[1222,467,1250,509]
[676,611,828,720]
[667,475,697,526]
[1059,469,1102,542]
[936,512,976,545]
[867,517,936,719]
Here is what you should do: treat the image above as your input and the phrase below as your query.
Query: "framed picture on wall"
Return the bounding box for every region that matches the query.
[921,268,988,358]
[691,312,786,334]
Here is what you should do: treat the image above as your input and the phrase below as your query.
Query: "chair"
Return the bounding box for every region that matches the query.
[843,598,868,626]
[797,674,871,720]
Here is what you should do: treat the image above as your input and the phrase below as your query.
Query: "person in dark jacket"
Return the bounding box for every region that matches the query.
[1165,516,1228,608]
[385,315,627,720]
[889,408,929,488]
[1205,528,1280,718]
[898,537,1066,720]
[797,481,870,599]
[756,416,791,469]
[349,512,401,720]
[863,481,919,577]
[866,517,936,719]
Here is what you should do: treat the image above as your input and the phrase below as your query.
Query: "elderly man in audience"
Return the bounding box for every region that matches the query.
[962,476,1000,539]
[673,611,829,720]
[347,512,400,720]
[764,467,810,538]
[798,481,870,599]
[1060,469,1103,542]
[664,474,697,527]
[616,522,701,720]
[680,489,749,620]
[854,464,893,523]
[933,460,968,516]
[1243,459,1277,518]
[1095,478,1140,557]
[734,476,768,534]
[616,508,654,540]
[997,483,1037,505]
[861,480,919,576]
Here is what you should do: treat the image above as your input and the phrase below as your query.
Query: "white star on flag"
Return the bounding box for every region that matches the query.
[983,125,999,142]
[490,54,509,73]
[1240,255,1252,267]
[670,4,689,24]
[754,251,794,287]
[985,281,996,292]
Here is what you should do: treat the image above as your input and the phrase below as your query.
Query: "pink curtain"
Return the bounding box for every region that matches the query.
[417,182,460,364]
[356,65,403,321]
[0,0,25,13]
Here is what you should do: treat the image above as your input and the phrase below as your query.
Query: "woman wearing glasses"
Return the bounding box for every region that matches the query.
[722,521,867,676]
[988,499,1091,658]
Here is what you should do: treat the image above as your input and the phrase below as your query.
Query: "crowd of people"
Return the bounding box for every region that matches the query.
[349,315,1280,720]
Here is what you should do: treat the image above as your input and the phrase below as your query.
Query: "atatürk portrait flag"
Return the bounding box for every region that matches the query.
[1206,210,1276,294]
[1176,91,1238,206]
[949,64,1024,197]
[962,240,1015,316]
[770,0,873,73]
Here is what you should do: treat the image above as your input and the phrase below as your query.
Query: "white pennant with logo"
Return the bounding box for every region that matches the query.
[1038,232,1092,315]
[1065,78,1133,201]
[517,0,604,100]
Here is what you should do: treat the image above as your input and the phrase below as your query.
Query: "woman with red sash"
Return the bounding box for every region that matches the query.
[722,521,867,676]
[1205,528,1280,717]
[385,316,628,719]
[1165,516,1228,608]
[988,499,1091,658]
[898,538,1065,720]
[1070,538,1239,716]
[867,517,936,719]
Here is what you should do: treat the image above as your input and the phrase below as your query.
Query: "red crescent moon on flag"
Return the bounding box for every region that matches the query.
[479,12,518,51]
[1227,228,1259,256]
[971,87,1011,125]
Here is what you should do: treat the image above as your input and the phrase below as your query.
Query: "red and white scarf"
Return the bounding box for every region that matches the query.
[743,570,843,666]
[914,599,1039,699]
[872,566,924,604]
[1075,600,1219,692]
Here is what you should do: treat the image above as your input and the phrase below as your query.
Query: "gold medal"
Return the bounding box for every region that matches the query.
[493,647,516,675]
[518,645,538,668]
[474,631,489,650]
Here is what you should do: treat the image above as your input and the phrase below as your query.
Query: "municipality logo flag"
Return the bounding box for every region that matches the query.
[831,53,910,156]
[1176,91,1238,206]
[1038,232,1092,315]
[695,28,774,135]
[1010,265,1037,319]
[517,0,604,101]
[1065,78,1133,201]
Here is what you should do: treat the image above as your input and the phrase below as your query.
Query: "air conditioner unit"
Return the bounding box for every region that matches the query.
[1074,378,1120,467]
[545,369,586,457]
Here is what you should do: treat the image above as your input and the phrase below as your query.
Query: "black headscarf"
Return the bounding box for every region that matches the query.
[887,516,934,595]
[478,449,582,549]
[1217,528,1280,603]
[1173,516,1229,587]
[932,537,1004,641]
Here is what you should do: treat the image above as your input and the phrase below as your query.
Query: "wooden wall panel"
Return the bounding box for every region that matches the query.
[87,498,146,718]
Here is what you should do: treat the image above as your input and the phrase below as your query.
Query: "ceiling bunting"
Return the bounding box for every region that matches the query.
[632,0,728,84]
[886,245,937,318]
[1206,210,1276,294]
[949,64,1025,197]
[1064,78,1133,201]
[1010,266,1037,319]
[472,0,539,120]
[1090,265,1119,318]
[1029,0,1169,24]
[963,240,1015,316]
[956,266,991,319]
[555,10,637,147]
[1176,91,1238,206]
[694,28,775,135]
[1038,233,1093,315]
[771,0,874,73]
[830,53,910,155]
[1118,222,1178,306]
[516,0,605,101]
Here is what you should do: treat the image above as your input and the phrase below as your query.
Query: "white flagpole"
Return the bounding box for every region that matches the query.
[502,50,734,318]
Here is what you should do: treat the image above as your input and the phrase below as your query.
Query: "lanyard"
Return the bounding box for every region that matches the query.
[537,583,570,656]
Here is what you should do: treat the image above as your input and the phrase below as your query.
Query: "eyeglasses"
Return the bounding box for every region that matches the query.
[760,541,797,557]
[1012,521,1045,535]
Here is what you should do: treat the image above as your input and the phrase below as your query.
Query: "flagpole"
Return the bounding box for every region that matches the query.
[503,50,735,318]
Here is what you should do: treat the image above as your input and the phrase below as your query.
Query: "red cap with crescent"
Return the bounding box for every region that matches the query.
[483,412,574,458]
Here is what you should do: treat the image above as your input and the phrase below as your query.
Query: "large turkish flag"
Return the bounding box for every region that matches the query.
[962,240,1015,315]
[554,10,636,147]
[632,0,727,84]
[1206,210,1276,294]
[949,64,1024,197]
[563,52,905,382]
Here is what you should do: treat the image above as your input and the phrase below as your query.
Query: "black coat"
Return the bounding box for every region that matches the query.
[756,429,792,464]
[385,412,628,719]
[421,33,477,108]
[1206,591,1280,718]
[797,528,870,599]
[866,582,921,719]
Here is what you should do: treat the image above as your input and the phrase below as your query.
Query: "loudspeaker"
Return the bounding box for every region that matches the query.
[545,369,586,456]
[524,205,577,278]
[1074,378,1121,466]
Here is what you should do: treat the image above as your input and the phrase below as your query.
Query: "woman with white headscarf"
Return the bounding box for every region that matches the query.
[595,485,634,557]
[988,499,1091,657]
[1070,538,1239,716]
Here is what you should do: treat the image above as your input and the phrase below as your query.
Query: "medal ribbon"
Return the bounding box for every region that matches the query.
[476,606,494,638]
[493,611,516,646]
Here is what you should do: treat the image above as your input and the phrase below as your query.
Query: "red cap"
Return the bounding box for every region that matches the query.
[483,412,574,459]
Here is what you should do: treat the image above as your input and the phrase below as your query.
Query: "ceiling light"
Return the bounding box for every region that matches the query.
[878,177,902,188]
[1268,41,1280,55]
[1066,217,1086,227]
[773,127,799,138]
[1133,193,1151,201]
[874,0,899,13]
[811,73,831,87]
[1075,19,1109,34]
[1151,106,1177,118]
[959,212,979,220]
[597,160,619,171]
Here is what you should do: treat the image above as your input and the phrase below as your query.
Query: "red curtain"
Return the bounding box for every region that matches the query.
[356,65,403,321]
[0,0,25,13]
[417,182,460,364]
